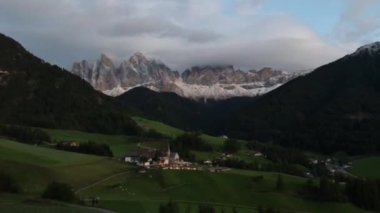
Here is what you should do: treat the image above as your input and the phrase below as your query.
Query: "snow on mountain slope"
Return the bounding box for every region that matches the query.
[352,42,380,56]
[71,53,300,100]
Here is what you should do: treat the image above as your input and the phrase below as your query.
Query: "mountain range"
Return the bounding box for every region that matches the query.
[71,53,299,99]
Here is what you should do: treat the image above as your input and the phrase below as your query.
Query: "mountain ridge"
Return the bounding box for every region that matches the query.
[0,33,140,135]
[71,53,299,99]
[217,41,380,154]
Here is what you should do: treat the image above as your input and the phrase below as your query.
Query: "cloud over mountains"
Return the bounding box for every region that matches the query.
[0,0,378,72]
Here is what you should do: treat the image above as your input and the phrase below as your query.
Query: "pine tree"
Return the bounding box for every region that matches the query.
[276,174,284,191]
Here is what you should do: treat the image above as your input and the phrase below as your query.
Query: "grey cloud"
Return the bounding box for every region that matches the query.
[99,18,183,37]
[0,0,355,73]
[187,31,222,43]
[99,17,222,43]
[152,36,344,72]
[335,0,380,42]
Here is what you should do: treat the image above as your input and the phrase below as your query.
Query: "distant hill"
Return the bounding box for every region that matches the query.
[0,33,140,134]
[116,87,253,131]
[220,42,380,154]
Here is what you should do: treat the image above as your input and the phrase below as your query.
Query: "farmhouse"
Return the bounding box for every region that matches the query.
[59,141,80,147]
[124,148,156,167]
[124,152,139,163]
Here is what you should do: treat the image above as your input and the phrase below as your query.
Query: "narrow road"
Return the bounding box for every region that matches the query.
[75,171,130,194]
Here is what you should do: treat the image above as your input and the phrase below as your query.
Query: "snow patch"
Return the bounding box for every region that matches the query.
[352,42,380,56]
[103,79,283,100]
[173,81,281,100]
[103,81,157,96]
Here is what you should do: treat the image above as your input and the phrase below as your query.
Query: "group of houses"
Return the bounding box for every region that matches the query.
[124,145,197,170]
[308,157,353,177]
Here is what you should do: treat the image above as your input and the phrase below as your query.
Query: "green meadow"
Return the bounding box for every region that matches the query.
[132,117,226,146]
[0,194,108,213]
[132,117,185,138]
[44,128,137,157]
[351,156,380,178]
[79,169,367,213]
[0,138,128,194]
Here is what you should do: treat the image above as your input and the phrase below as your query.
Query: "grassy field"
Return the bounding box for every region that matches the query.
[79,169,367,213]
[0,194,107,213]
[44,128,139,157]
[0,138,128,194]
[351,156,380,178]
[132,117,226,146]
[132,117,184,138]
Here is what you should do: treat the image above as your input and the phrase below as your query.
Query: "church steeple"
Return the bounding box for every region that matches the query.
[167,143,171,159]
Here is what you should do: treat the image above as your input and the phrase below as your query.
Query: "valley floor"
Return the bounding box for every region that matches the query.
[0,122,378,213]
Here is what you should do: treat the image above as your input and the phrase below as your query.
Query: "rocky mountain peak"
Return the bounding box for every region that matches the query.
[99,53,114,68]
[129,52,149,65]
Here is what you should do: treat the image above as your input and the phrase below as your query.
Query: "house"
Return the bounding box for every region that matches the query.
[310,159,319,164]
[59,141,80,148]
[220,135,229,140]
[159,156,169,165]
[142,161,150,168]
[124,152,139,163]
[124,156,133,163]
[124,148,158,164]
[204,160,212,165]
[170,152,180,163]
[69,141,80,147]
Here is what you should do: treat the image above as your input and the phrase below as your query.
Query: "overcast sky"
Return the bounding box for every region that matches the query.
[0,0,380,72]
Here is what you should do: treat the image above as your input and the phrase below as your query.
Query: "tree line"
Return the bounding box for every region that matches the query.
[299,177,380,211]
[170,132,213,161]
[56,141,113,157]
[0,124,51,144]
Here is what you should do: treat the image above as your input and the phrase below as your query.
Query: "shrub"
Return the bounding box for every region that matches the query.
[42,182,77,203]
[158,200,180,213]
[56,141,113,157]
[0,124,51,144]
[198,205,216,213]
[223,139,241,153]
[0,172,20,193]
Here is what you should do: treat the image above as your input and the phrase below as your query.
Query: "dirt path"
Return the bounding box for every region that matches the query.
[75,171,130,194]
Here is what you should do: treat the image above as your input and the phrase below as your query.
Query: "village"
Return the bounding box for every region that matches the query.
[123,144,230,172]
[123,141,356,179]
